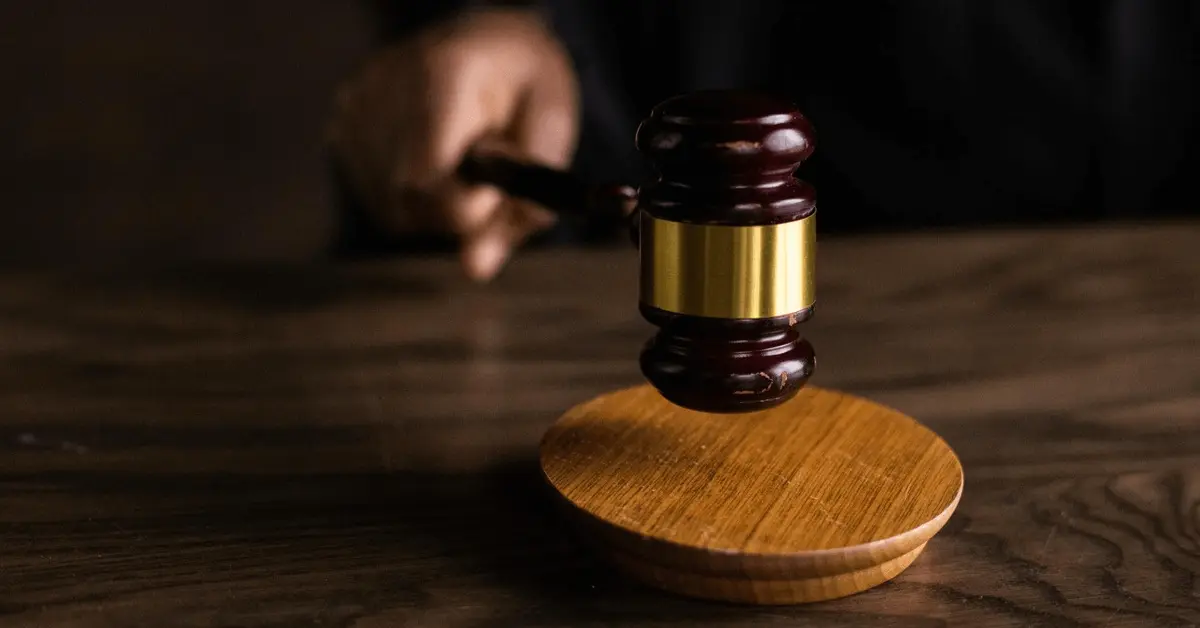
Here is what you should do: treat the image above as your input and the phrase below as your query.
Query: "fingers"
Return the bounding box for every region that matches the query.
[409,58,577,283]
[456,53,578,282]
[397,59,519,237]
[510,46,579,170]
[399,62,494,191]
[461,198,557,282]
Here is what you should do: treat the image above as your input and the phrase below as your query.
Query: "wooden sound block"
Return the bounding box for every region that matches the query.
[539,384,963,605]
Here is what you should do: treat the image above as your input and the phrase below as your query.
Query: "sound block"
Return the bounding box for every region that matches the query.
[539,384,963,605]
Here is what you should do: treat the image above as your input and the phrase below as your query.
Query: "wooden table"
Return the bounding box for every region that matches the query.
[2,223,1198,627]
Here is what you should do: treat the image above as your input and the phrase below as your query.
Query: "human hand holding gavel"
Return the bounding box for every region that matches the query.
[326,7,592,282]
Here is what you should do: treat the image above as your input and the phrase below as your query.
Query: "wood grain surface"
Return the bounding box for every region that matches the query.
[1,222,1199,626]
[540,384,963,604]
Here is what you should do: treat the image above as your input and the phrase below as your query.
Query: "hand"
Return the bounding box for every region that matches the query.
[327,8,579,281]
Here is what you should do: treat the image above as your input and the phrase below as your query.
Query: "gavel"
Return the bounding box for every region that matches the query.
[460,90,817,414]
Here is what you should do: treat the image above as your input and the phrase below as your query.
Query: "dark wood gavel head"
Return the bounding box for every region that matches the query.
[632,90,817,413]
[456,89,817,413]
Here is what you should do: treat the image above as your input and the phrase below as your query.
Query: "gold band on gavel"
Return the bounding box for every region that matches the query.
[638,212,816,320]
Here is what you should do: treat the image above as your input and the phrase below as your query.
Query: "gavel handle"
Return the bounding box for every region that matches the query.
[458,144,638,229]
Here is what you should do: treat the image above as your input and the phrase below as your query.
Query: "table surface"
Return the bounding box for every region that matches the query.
[2,223,1199,627]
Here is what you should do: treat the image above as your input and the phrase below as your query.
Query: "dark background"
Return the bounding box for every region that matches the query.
[4,2,1197,267]
[0,1,376,265]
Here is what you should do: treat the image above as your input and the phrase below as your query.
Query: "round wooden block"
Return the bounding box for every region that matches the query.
[539,384,963,605]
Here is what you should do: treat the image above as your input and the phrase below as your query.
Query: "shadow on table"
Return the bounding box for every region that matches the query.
[375,456,907,627]
[380,456,721,625]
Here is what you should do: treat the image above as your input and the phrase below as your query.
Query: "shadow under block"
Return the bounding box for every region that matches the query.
[539,384,963,605]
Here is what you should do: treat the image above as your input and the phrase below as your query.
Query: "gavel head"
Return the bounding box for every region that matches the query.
[633,90,817,413]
